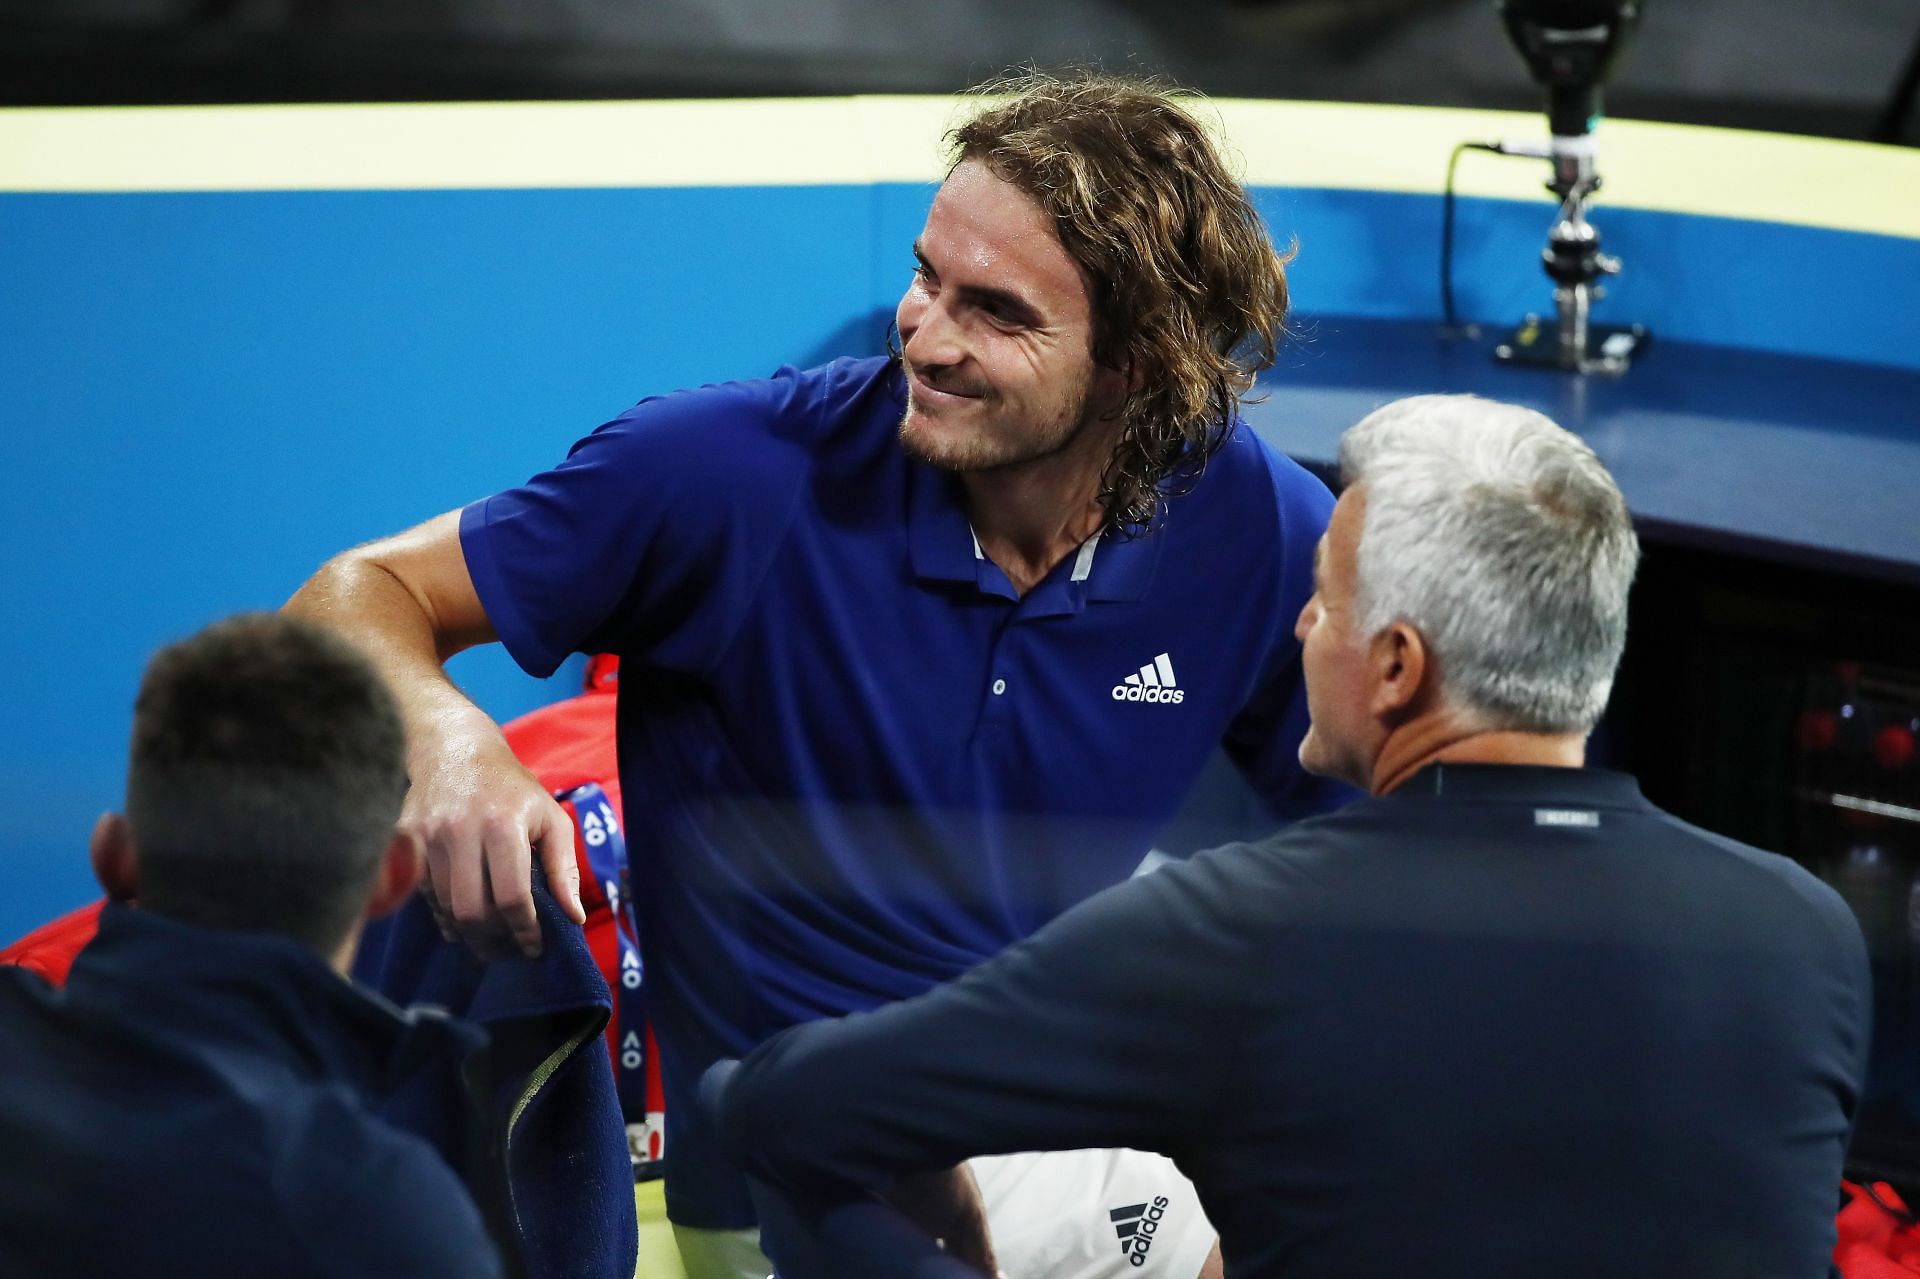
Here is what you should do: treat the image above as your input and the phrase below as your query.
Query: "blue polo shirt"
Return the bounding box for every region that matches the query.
[460,355,1346,1226]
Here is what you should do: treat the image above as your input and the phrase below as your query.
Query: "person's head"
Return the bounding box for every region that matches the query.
[89,613,419,970]
[1293,394,1640,790]
[896,68,1292,535]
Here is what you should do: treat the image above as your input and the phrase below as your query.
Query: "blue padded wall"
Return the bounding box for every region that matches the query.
[3,172,1915,937]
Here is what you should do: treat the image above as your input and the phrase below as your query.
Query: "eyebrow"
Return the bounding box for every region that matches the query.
[911,241,1044,328]
[1312,537,1325,589]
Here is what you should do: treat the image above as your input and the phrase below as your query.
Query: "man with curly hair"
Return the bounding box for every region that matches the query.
[287,68,1347,1279]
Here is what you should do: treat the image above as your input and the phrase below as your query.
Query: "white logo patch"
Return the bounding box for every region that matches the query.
[1535,808,1600,828]
[1112,652,1184,705]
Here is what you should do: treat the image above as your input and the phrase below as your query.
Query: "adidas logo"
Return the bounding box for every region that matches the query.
[1112,652,1184,705]
[1111,1196,1171,1268]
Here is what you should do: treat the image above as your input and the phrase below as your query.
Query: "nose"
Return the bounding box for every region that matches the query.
[1294,595,1317,643]
[898,289,962,370]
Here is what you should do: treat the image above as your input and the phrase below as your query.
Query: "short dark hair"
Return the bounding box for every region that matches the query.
[950,69,1293,536]
[125,613,409,954]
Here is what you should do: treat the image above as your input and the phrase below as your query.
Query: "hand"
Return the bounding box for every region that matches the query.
[883,1164,998,1277]
[404,723,585,957]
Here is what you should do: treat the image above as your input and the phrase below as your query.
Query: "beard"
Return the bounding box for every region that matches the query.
[897,367,1100,475]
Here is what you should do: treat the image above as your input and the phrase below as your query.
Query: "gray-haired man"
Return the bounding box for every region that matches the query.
[707,393,1872,1279]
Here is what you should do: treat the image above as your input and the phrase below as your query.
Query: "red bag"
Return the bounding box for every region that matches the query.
[1837,1180,1920,1278]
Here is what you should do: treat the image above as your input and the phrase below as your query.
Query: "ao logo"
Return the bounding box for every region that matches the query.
[582,802,619,846]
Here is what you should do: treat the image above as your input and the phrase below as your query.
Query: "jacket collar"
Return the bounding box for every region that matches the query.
[1390,763,1653,811]
[68,904,485,1101]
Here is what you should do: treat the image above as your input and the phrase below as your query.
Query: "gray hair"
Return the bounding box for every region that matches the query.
[1337,394,1639,733]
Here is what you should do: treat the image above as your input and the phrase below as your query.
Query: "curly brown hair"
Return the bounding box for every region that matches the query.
[948,69,1293,536]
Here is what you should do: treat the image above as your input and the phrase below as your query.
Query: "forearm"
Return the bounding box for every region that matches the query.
[712,860,1253,1200]
[283,516,501,762]
[282,513,583,946]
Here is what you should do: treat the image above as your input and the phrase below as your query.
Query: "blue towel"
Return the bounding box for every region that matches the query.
[354,877,637,1279]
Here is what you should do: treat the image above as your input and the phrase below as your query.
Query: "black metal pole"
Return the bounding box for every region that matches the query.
[1874,22,1920,145]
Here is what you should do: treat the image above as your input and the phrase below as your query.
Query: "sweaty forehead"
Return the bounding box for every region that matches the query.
[923,160,1090,311]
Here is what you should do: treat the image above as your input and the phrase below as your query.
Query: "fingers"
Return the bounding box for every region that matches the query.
[401,747,582,959]
[534,799,587,926]
[416,815,470,945]
[449,817,498,945]
[484,813,541,958]
[422,858,457,944]
[407,795,540,957]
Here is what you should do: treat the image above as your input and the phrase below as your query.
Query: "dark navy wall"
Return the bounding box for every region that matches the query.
[2,177,1914,938]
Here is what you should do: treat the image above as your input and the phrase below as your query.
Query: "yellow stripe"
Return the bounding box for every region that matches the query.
[1215,99,1920,240]
[0,97,956,192]
[2,96,1913,240]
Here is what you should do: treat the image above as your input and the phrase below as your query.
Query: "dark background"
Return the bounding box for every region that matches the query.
[4,0,1917,145]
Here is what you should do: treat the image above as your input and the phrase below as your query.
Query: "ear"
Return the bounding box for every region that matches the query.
[90,813,139,902]
[1090,358,1133,421]
[363,828,423,921]
[1368,621,1431,721]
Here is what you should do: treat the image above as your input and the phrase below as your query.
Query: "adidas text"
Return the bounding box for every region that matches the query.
[1113,653,1184,705]
[1111,1196,1171,1268]
[1112,685,1185,704]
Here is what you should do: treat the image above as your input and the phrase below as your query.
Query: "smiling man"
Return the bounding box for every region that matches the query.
[285,70,1348,1279]
[709,394,1870,1279]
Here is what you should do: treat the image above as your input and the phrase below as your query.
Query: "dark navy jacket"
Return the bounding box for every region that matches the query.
[714,765,1872,1279]
[0,904,504,1279]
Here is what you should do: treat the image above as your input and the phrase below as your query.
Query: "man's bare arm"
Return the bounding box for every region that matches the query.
[284,510,584,955]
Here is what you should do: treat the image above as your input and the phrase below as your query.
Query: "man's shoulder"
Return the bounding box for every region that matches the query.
[1212,420,1334,507]
[1169,422,1335,562]
[1380,777,1865,962]
[272,1087,502,1276]
[0,971,496,1275]
[617,355,899,444]
[0,959,58,1008]
[576,355,903,503]
[783,355,910,456]
[1175,786,1865,962]
[1124,813,1365,934]
[1637,803,1866,956]
[0,901,104,987]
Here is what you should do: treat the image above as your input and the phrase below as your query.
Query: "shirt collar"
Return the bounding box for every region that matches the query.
[905,460,977,584]
[905,459,1164,603]
[1390,763,1653,811]
[973,525,1098,581]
